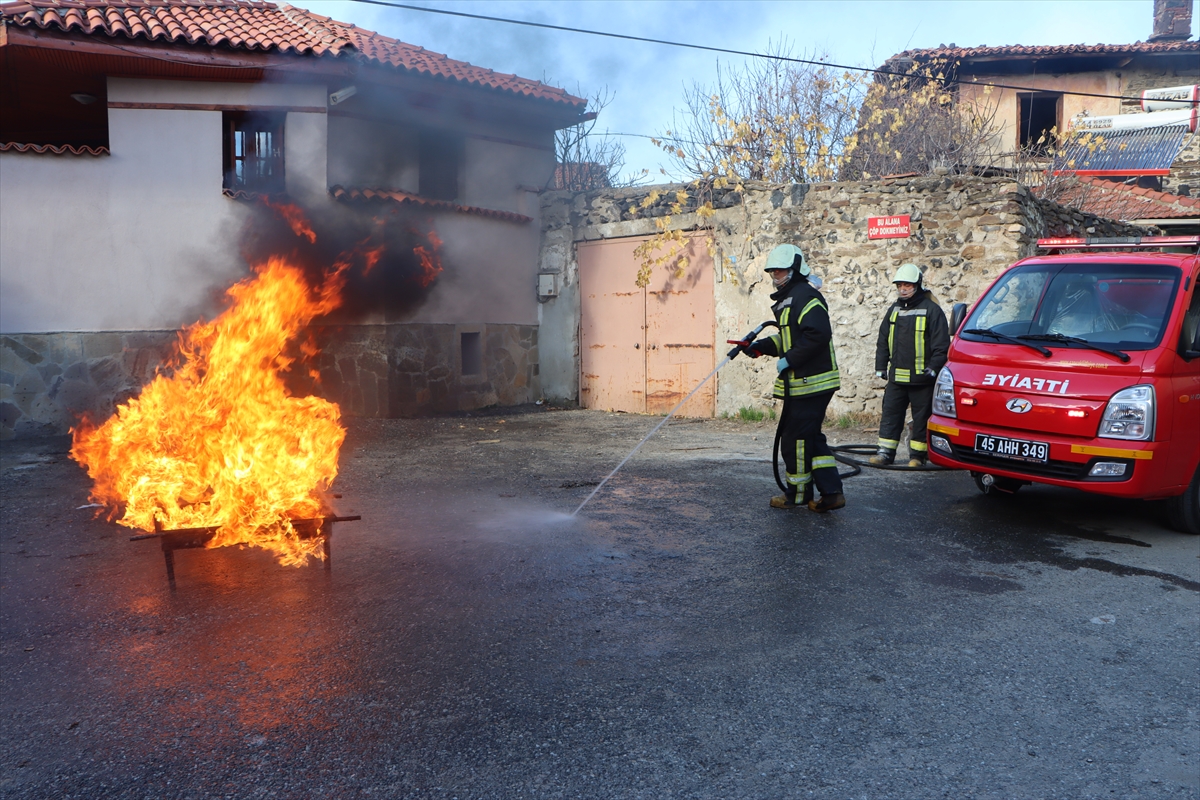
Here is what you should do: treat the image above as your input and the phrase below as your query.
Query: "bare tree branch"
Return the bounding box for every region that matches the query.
[552,88,646,190]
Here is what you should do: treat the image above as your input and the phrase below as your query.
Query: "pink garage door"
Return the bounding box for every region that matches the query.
[578,235,715,417]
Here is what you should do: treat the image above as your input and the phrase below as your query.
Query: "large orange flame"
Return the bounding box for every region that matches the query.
[71,257,347,566]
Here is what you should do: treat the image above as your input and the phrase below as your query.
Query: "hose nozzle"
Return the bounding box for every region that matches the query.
[726,320,779,359]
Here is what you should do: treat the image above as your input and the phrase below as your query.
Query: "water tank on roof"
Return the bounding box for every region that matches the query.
[1141,84,1199,113]
[1072,106,1197,134]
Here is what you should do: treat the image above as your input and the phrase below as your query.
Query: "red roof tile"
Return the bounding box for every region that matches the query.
[330,186,532,224]
[0,0,586,107]
[1042,176,1200,221]
[0,142,109,155]
[891,40,1200,63]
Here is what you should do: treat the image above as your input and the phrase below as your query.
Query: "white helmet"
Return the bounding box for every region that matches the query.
[893,263,922,285]
[764,244,811,277]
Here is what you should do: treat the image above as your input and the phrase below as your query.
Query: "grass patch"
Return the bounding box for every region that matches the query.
[829,410,878,429]
[722,406,776,422]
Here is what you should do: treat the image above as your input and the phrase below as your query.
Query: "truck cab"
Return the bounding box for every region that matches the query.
[926,236,1200,534]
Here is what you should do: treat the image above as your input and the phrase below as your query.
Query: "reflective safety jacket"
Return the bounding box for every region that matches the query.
[753,277,840,399]
[874,289,950,385]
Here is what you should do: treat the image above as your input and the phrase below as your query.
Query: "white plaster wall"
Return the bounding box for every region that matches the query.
[535,214,579,404]
[107,78,325,107]
[286,111,329,206]
[400,136,553,327]
[1,108,247,332]
[462,137,555,212]
[0,78,335,334]
[2,75,551,336]
[327,116,418,192]
[411,214,538,325]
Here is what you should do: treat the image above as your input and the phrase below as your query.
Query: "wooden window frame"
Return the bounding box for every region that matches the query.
[1018,92,1063,155]
[223,111,286,194]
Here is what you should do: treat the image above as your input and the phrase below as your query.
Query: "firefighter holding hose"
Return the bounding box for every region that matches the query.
[870,263,950,467]
[735,244,845,512]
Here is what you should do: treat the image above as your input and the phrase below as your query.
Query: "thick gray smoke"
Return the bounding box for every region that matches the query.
[239,199,443,323]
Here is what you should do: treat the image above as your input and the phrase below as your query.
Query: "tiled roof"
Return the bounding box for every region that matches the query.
[1045,177,1200,221]
[0,0,585,107]
[330,186,532,224]
[891,39,1200,63]
[0,142,109,155]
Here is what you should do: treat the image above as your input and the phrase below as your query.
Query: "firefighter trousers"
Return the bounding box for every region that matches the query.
[878,382,934,457]
[779,390,842,502]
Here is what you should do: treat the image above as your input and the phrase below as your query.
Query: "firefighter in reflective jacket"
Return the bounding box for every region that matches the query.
[871,263,951,467]
[744,244,845,512]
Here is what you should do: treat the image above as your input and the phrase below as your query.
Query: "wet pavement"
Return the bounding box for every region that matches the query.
[2,409,1198,799]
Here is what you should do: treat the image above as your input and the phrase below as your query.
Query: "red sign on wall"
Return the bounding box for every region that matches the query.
[868,215,911,239]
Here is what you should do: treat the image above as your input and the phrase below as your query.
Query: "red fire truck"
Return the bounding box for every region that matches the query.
[927,236,1200,534]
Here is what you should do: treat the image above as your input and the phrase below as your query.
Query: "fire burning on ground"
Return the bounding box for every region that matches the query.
[71,202,442,566]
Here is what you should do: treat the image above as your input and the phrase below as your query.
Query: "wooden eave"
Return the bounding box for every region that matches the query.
[953,51,1200,78]
[0,23,589,130]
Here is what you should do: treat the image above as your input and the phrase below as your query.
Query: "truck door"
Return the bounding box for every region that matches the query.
[1168,269,1200,489]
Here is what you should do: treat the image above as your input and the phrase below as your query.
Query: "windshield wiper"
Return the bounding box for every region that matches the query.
[1017,333,1131,362]
[963,328,1052,357]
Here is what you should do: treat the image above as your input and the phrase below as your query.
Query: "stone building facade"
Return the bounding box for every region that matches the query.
[0,175,1146,439]
[537,175,1148,421]
[0,323,538,439]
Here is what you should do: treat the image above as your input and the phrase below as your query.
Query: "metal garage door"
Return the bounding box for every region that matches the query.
[578,235,714,417]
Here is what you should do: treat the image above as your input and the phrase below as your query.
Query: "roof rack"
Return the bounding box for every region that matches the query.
[1036,236,1200,252]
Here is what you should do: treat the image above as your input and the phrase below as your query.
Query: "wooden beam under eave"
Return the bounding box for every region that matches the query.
[2,25,589,130]
[2,25,355,81]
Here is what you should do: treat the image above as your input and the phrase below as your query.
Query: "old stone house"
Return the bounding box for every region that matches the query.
[884,0,1199,192]
[0,0,587,438]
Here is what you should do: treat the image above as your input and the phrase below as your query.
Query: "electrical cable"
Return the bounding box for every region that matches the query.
[343,0,1170,104]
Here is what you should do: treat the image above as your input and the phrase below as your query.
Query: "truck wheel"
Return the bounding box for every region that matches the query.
[1163,463,1200,535]
[972,471,1024,496]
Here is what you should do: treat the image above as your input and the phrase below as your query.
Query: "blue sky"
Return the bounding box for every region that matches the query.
[303,1,1194,179]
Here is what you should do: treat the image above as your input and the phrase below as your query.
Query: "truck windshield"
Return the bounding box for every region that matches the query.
[961,262,1181,351]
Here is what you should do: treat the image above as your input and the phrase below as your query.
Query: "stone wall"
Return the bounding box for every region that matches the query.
[538,175,1148,419]
[1,331,175,438]
[1,323,539,439]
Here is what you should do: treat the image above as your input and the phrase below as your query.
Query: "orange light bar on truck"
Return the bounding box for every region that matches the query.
[1036,236,1200,250]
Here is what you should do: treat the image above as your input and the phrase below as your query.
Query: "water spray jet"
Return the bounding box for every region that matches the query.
[571,321,779,517]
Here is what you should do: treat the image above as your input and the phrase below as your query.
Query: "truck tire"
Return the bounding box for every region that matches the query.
[1164,463,1200,535]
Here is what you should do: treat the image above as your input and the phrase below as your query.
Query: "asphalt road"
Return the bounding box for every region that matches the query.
[2,409,1197,799]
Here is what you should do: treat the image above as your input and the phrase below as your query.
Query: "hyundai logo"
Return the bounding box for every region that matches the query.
[1006,397,1033,414]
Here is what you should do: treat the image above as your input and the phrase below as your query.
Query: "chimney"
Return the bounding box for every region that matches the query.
[1149,0,1193,42]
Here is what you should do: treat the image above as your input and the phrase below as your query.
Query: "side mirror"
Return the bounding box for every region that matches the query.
[950,303,968,337]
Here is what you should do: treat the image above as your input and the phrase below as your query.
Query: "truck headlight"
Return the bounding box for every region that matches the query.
[932,367,956,418]
[1099,385,1155,441]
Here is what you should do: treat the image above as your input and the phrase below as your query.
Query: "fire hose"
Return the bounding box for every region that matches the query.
[726,321,937,495]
